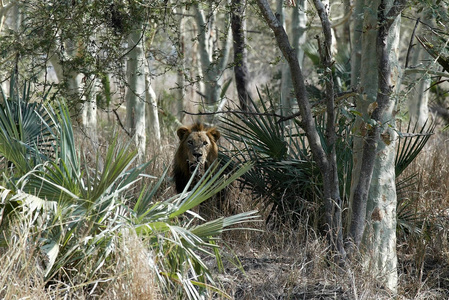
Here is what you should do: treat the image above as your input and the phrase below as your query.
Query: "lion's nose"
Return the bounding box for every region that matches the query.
[193,152,202,160]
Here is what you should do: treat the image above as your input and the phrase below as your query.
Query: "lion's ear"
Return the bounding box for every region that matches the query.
[208,128,220,142]
[177,126,190,141]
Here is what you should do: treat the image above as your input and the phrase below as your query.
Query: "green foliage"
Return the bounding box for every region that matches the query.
[395,120,435,235]
[221,88,433,234]
[396,120,435,177]
[303,42,352,94]
[0,79,258,299]
[221,91,323,227]
[0,79,55,177]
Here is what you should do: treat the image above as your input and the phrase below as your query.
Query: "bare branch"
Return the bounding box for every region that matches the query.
[405,17,420,69]
[112,109,132,137]
[182,109,284,119]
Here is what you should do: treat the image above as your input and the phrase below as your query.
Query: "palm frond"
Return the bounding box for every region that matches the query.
[0,82,56,175]
[395,120,435,177]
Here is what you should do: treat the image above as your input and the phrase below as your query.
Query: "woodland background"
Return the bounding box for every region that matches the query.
[0,0,449,299]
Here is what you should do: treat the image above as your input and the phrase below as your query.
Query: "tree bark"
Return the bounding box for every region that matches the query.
[313,0,346,260]
[0,2,18,99]
[193,3,231,112]
[349,0,406,293]
[346,0,365,232]
[407,9,433,127]
[231,0,251,111]
[176,10,186,123]
[280,0,307,118]
[125,23,146,163]
[349,0,383,248]
[363,0,404,292]
[81,75,98,145]
[49,40,83,124]
[145,64,161,149]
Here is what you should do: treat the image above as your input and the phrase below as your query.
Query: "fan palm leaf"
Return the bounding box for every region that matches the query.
[0,81,55,176]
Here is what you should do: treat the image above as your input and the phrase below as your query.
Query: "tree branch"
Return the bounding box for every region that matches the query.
[255,0,327,173]
[182,109,284,119]
[405,17,420,69]
[313,0,346,259]
[112,108,132,137]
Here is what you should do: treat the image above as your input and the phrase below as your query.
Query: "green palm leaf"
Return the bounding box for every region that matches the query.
[395,120,434,177]
[0,85,56,175]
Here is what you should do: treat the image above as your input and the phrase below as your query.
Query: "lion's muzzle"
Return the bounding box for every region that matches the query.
[188,157,206,175]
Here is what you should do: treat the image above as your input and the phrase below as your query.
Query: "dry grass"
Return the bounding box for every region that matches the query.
[395,133,449,299]
[2,127,449,299]
[102,231,161,300]
[0,219,160,299]
[212,131,449,299]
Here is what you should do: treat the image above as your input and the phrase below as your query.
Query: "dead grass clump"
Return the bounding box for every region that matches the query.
[0,219,161,299]
[0,218,48,299]
[103,230,161,300]
[221,223,407,299]
[394,133,449,299]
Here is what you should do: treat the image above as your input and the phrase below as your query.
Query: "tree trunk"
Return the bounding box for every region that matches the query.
[81,75,98,145]
[346,0,365,231]
[231,0,251,111]
[280,0,307,118]
[313,0,346,260]
[363,0,403,292]
[193,3,232,112]
[49,40,83,124]
[407,8,433,128]
[349,0,406,293]
[408,48,430,127]
[176,11,186,123]
[256,0,346,258]
[125,24,146,163]
[1,2,19,97]
[145,65,161,149]
[349,0,381,248]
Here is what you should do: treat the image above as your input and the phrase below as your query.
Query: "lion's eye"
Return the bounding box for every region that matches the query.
[187,140,193,146]
[203,141,208,146]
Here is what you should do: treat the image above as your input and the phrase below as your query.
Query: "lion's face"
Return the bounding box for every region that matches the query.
[184,131,215,173]
[174,123,220,192]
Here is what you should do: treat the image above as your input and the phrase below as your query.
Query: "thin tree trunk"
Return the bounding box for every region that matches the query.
[49,42,82,124]
[145,64,161,147]
[347,0,365,232]
[408,47,430,127]
[231,0,251,111]
[125,23,146,163]
[256,0,346,258]
[81,75,98,145]
[193,3,232,112]
[348,0,382,247]
[176,11,186,123]
[313,0,346,260]
[407,8,433,127]
[277,0,290,116]
[0,2,18,97]
[280,0,307,118]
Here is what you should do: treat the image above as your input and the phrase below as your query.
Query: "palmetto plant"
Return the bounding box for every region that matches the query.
[221,93,325,228]
[221,90,433,234]
[0,79,55,177]
[0,79,257,299]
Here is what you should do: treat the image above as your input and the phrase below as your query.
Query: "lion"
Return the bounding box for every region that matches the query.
[173,123,221,193]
